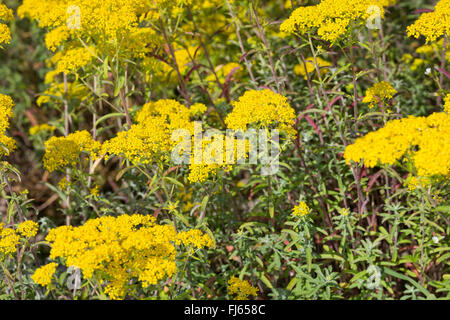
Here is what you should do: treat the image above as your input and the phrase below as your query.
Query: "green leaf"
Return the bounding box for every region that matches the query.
[319,252,345,263]
[382,267,436,299]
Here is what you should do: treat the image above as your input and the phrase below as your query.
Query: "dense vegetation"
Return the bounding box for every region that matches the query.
[0,0,449,300]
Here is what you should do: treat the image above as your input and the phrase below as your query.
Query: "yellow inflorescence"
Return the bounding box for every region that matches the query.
[280,0,396,42]
[36,81,89,106]
[227,276,259,300]
[339,208,350,216]
[31,263,57,288]
[44,214,213,299]
[0,93,16,156]
[190,103,208,116]
[29,124,57,136]
[205,62,242,88]
[43,130,101,172]
[0,223,20,256]
[17,0,165,54]
[0,3,13,45]
[362,81,397,109]
[102,99,194,165]
[444,94,450,113]
[344,112,450,177]
[17,220,39,238]
[292,201,311,217]
[294,57,332,80]
[51,47,95,74]
[225,89,296,137]
[407,0,450,43]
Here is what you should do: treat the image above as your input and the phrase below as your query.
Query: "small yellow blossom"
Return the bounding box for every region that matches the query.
[280,0,395,42]
[0,94,16,156]
[44,214,213,299]
[362,81,397,109]
[292,201,311,217]
[31,263,57,288]
[227,276,258,300]
[44,131,101,172]
[0,223,20,256]
[444,94,450,113]
[225,89,296,137]
[407,0,450,43]
[294,57,332,80]
[29,124,56,136]
[190,103,208,116]
[17,221,39,238]
[344,112,450,177]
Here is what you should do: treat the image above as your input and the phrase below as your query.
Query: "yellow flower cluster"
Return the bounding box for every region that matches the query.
[31,262,57,288]
[0,220,39,256]
[280,0,396,42]
[0,3,13,45]
[102,99,194,165]
[43,131,101,172]
[0,94,15,157]
[17,220,39,238]
[294,57,332,80]
[190,103,208,116]
[205,63,242,88]
[362,81,397,109]
[227,276,259,300]
[0,223,20,256]
[58,176,71,190]
[36,81,89,106]
[407,0,450,43]
[18,0,164,55]
[50,47,95,75]
[29,124,56,136]
[44,214,213,299]
[404,175,432,192]
[225,89,296,137]
[344,112,450,177]
[444,94,450,113]
[292,201,311,217]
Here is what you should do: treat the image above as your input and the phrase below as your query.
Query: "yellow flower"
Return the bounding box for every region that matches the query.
[294,57,332,80]
[90,185,99,196]
[407,0,450,43]
[51,47,95,74]
[17,221,39,238]
[175,229,214,248]
[44,214,213,299]
[0,23,11,45]
[29,124,56,136]
[190,103,208,116]
[18,0,163,58]
[292,201,311,217]
[340,208,350,216]
[280,0,395,42]
[410,58,426,71]
[31,263,57,288]
[0,94,15,157]
[344,112,450,177]
[362,81,397,109]
[36,81,89,106]
[102,99,194,165]
[43,131,101,172]
[0,3,13,45]
[225,89,296,137]
[0,223,20,256]
[444,94,450,113]
[401,53,413,64]
[227,276,258,300]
